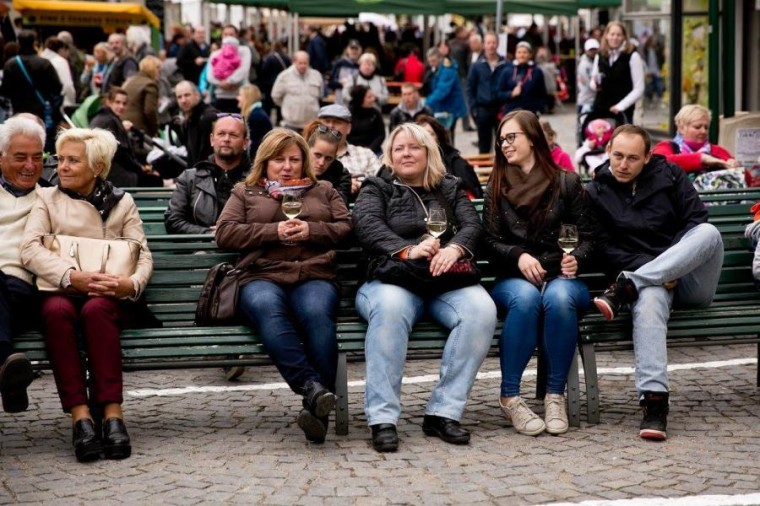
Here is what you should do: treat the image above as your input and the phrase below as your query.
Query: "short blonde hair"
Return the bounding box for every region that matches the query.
[675,104,711,129]
[244,128,315,186]
[384,123,445,191]
[55,128,118,180]
[139,55,162,78]
[358,52,377,67]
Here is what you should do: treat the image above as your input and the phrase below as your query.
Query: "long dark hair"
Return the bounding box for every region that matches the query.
[414,114,453,150]
[489,110,562,218]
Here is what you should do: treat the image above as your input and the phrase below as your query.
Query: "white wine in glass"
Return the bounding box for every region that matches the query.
[557,224,578,279]
[426,208,447,238]
[281,193,302,220]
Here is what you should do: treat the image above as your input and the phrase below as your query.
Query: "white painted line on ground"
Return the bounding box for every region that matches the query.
[543,493,760,506]
[127,357,757,398]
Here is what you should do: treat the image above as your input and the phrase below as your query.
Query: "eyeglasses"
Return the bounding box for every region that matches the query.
[216,113,244,121]
[317,124,342,139]
[495,132,527,147]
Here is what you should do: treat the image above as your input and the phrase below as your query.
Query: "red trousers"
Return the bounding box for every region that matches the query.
[41,295,126,412]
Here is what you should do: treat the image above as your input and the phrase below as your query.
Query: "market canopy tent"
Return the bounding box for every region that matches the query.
[206,0,620,15]
[13,0,161,29]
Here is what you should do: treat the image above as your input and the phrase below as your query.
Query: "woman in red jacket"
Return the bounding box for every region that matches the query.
[652,104,741,173]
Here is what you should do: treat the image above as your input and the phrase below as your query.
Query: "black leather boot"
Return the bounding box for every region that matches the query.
[370,423,398,452]
[302,379,336,418]
[72,419,102,463]
[102,418,132,459]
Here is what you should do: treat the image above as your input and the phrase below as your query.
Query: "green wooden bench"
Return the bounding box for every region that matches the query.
[14,188,760,436]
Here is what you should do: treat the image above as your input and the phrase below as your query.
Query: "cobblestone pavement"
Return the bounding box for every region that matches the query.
[2,343,759,505]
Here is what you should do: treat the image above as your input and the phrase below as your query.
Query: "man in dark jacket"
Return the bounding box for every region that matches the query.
[174,80,218,167]
[305,25,330,74]
[466,32,508,154]
[388,84,432,133]
[586,125,724,442]
[164,114,250,235]
[1,30,63,152]
[103,33,138,90]
[176,26,209,85]
[260,40,291,120]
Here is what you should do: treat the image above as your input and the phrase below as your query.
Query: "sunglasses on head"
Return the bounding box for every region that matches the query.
[494,132,527,148]
[317,124,342,139]
[216,112,244,121]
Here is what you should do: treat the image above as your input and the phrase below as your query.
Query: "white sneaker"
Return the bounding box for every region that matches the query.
[544,394,569,435]
[499,397,545,436]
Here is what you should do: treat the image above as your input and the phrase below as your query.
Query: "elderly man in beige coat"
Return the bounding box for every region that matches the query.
[270,51,324,131]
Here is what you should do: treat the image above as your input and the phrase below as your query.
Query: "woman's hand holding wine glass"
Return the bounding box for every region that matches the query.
[557,224,579,279]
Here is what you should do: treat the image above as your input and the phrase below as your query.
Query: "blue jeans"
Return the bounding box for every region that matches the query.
[238,280,338,394]
[623,223,724,394]
[356,281,496,426]
[491,277,591,398]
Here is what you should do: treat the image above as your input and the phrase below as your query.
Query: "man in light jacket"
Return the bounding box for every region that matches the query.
[270,51,324,131]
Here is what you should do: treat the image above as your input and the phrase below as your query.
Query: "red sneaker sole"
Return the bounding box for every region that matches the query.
[593,298,615,321]
[639,429,667,441]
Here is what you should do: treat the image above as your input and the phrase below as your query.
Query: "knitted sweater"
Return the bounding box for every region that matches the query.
[0,185,37,283]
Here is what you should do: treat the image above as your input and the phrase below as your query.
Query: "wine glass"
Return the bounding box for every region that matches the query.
[557,224,579,279]
[426,208,447,239]
[281,193,302,245]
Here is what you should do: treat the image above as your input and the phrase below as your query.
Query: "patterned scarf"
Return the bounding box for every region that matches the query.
[59,178,124,222]
[261,178,315,200]
[673,133,712,155]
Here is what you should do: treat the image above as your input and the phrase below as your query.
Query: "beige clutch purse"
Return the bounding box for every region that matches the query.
[36,234,142,292]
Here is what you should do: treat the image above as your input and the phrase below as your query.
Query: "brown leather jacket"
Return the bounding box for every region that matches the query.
[215,181,352,285]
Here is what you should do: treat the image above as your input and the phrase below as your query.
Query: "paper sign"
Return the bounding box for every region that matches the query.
[735,128,760,165]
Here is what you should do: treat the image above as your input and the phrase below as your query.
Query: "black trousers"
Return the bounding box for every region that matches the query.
[0,272,38,363]
[475,107,499,154]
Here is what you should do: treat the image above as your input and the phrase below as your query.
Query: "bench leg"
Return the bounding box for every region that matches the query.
[579,342,600,425]
[535,351,547,400]
[566,350,580,427]
[335,351,349,435]
[757,342,760,387]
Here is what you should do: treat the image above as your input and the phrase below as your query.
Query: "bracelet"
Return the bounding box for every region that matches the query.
[399,245,414,260]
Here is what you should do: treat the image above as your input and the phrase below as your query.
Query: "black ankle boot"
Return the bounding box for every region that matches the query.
[296,409,328,443]
[370,423,398,452]
[72,419,102,463]
[102,418,132,459]
[301,379,336,418]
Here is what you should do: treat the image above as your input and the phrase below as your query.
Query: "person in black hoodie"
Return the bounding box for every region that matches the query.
[586,124,723,441]
[174,80,219,167]
[414,115,483,198]
[347,85,385,156]
[89,87,160,188]
[164,114,250,235]
[303,120,351,206]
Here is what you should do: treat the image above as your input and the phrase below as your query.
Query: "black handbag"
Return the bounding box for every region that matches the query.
[371,256,481,297]
[195,251,261,326]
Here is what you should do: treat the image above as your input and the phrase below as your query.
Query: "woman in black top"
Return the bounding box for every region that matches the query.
[347,84,385,155]
[591,21,645,125]
[415,115,483,198]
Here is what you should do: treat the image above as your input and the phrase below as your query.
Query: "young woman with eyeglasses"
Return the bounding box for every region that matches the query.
[483,110,598,437]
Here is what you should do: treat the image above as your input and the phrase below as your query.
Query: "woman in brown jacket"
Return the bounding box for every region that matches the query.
[122,55,160,137]
[215,128,352,444]
[20,128,153,463]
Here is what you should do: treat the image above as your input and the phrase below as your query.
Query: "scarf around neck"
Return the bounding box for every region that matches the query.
[261,178,315,200]
[59,178,124,222]
[505,164,552,222]
[673,133,712,155]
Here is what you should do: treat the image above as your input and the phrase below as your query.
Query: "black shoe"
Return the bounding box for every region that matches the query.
[422,415,471,445]
[639,391,669,441]
[72,419,102,463]
[0,353,34,413]
[302,379,336,418]
[463,125,476,132]
[370,423,398,452]
[594,275,639,321]
[296,408,328,443]
[102,418,132,459]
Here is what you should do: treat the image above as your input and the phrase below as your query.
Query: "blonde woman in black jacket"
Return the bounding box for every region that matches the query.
[353,123,496,453]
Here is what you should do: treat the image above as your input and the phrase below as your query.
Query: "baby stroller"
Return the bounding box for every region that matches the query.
[575,111,626,177]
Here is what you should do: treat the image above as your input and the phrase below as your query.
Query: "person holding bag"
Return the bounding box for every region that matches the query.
[353,123,496,453]
[483,110,597,437]
[20,128,155,463]
[214,128,351,445]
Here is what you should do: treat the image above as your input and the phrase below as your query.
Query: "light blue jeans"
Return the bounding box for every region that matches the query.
[355,281,497,426]
[491,277,591,398]
[623,223,724,394]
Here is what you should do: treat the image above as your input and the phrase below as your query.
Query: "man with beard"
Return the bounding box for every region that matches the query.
[164,114,250,235]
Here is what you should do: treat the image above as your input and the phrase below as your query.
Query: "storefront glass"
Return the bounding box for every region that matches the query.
[630,18,670,132]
